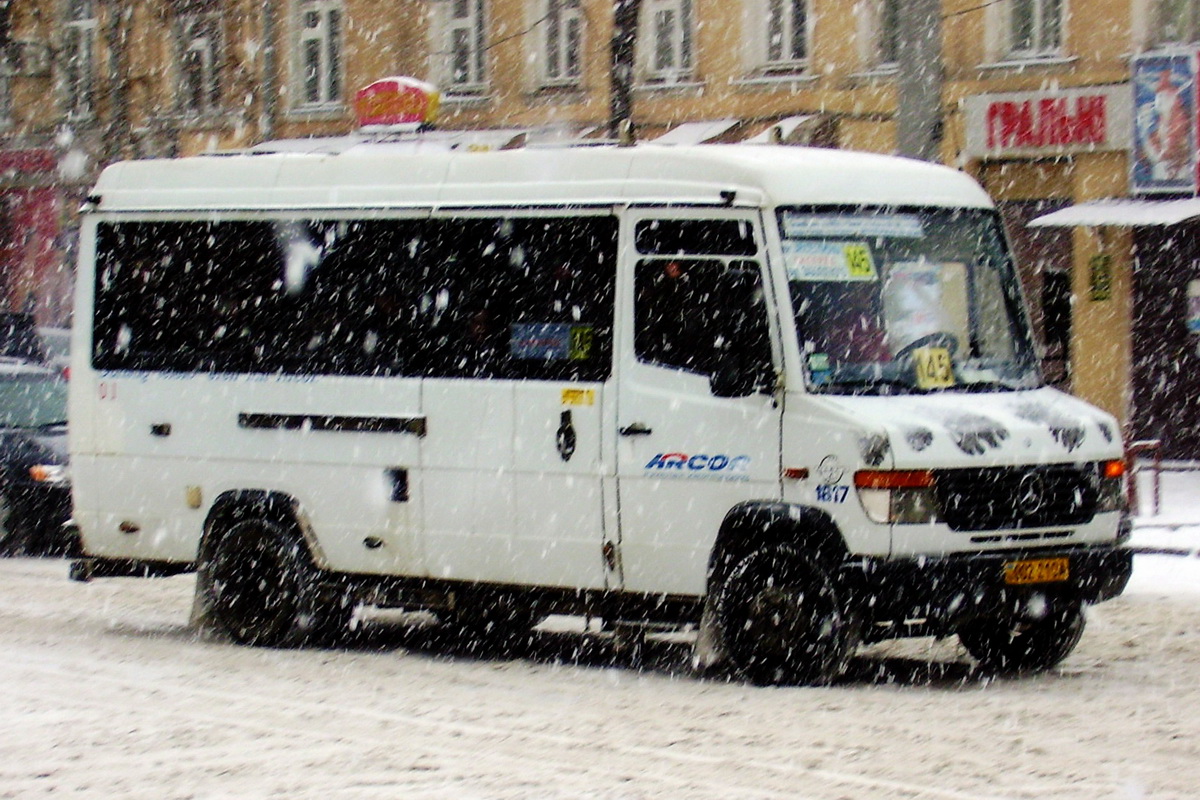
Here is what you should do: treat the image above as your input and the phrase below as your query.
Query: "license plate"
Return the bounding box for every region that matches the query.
[1003,557,1069,585]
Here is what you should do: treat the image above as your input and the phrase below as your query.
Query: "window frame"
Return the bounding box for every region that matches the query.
[1005,0,1065,59]
[434,0,488,95]
[62,0,97,121]
[174,10,224,116]
[294,0,344,110]
[539,0,584,87]
[1153,0,1200,46]
[640,0,694,84]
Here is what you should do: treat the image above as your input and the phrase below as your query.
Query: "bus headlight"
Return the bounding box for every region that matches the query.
[1097,458,1125,513]
[854,470,937,524]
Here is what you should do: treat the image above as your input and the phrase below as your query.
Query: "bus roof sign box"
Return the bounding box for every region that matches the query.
[354,77,440,131]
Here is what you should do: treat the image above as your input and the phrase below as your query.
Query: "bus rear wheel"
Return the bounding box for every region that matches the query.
[716,546,855,686]
[203,517,353,648]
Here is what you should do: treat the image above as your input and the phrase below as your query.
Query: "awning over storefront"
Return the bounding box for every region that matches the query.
[1029,198,1200,227]
[743,115,817,144]
[650,118,738,145]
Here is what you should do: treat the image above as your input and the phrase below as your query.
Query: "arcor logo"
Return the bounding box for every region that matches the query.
[644,453,751,476]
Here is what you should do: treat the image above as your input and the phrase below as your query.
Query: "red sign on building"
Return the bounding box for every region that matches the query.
[964,86,1132,158]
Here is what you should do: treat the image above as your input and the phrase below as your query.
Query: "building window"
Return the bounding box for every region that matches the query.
[175,12,222,115]
[296,0,343,107]
[766,0,806,65]
[434,0,486,93]
[642,0,693,82]
[542,0,583,85]
[63,0,96,119]
[1155,0,1200,44]
[743,0,809,75]
[1008,0,1063,56]
[877,0,900,67]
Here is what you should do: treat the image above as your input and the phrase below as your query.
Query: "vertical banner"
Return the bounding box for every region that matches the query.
[1132,52,1198,194]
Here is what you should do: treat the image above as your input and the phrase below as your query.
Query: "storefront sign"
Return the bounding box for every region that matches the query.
[964,86,1131,158]
[354,76,440,130]
[1089,254,1113,301]
[1132,53,1198,194]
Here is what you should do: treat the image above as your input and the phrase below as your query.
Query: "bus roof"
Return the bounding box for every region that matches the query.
[89,143,994,214]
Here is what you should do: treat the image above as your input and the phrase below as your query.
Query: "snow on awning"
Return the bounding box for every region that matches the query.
[1028,198,1200,227]
[744,115,817,143]
[650,119,738,145]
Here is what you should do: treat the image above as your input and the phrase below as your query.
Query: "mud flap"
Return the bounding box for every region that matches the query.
[691,596,728,675]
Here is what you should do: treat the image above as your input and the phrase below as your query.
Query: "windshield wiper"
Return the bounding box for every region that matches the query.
[813,379,923,396]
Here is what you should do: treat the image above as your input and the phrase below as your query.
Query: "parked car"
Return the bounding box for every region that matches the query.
[0,313,49,365]
[37,326,71,377]
[0,358,72,556]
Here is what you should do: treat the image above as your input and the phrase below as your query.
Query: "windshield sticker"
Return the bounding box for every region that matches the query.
[644,452,751,479]
[782,213,925,240]
[913,346,956,389]
[785,241,879,282]
[807,352,832,384]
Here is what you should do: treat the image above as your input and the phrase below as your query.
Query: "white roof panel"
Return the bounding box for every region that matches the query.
[90,144,995,214]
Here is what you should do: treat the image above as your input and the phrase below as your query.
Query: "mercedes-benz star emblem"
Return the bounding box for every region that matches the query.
[1016,471,1047,516]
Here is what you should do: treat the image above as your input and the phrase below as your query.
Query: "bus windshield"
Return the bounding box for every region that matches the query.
[780,207,1042,396]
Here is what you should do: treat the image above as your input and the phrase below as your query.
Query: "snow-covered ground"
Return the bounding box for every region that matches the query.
[1127,465,1200,595]
[0,468,1198,800]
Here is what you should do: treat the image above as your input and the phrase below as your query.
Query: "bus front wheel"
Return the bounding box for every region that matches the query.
[716,545,856,685]
[958,600,1086,674]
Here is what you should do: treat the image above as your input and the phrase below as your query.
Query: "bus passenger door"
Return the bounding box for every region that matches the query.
[419,214,617,591]
[615,210,783,596]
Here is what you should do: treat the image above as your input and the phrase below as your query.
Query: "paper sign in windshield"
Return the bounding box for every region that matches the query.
[782,213,925,239]
[785,241,879,282]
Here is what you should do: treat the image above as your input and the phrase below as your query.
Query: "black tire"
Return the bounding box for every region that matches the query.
[716,546,856,686]
[203,517,355,648]
[958,601,1086,674]
[0,489,27,557]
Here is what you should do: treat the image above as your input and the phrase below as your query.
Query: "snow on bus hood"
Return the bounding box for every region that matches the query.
[822,387,1121,468]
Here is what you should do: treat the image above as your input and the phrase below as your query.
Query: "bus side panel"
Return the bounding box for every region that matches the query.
[74,374,425,574]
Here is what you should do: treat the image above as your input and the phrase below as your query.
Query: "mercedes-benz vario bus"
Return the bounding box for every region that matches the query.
[67,141,1132,684]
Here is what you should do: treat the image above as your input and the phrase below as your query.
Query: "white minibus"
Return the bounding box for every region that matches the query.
[68,141,1132,684]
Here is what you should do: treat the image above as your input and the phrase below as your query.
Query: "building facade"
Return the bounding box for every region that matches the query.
[4,0,1200,454]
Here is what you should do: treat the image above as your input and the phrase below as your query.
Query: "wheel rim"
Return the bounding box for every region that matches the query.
[208,521,300,645]
[721,551,846,684]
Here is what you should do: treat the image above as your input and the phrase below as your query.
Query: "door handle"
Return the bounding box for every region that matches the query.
[619,423,653,436]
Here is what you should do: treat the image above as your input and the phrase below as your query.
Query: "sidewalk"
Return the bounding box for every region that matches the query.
[1130,466,1200,555]
[1126,466,1200,595]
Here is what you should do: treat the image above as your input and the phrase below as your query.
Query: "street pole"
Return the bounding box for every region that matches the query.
[609,0,641,139]
[895,0,943,162]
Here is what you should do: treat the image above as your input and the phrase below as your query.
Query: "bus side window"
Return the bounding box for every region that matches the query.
[634,258,770,377]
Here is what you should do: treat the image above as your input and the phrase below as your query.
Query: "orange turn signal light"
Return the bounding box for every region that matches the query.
[853,469,934,489]
[1102,459,1125,479]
